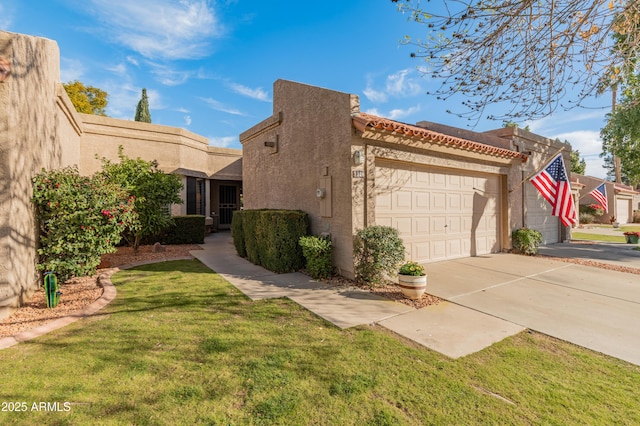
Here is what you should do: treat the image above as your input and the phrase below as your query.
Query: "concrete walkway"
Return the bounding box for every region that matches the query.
[194,233,640,365]
[192,233,524,359]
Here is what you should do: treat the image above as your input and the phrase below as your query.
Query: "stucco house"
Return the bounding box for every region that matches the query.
[0,30,241,319]
[573,174,640,224]
[241,80,573,279]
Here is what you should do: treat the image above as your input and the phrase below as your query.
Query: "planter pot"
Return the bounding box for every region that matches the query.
[397,274,427,300]
[613,222,620,228]
[625,235,639,244]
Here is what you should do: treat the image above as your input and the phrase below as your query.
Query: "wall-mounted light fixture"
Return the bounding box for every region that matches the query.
[353,150,364,166]
[316,188,326,199]
[264,135,279,153]
[0,56,10,83]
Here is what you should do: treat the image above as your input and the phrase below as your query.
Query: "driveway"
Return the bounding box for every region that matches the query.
[424,253,640,366]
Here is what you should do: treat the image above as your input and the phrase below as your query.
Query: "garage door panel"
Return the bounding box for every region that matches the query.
[375,162,501,263]
[431,216,447,235]
[616,199,631,223]
[415,192,430,209]
[395,217,412,234]
[413,242,430,261]
[448,193,462,210]
[526,181,559,244]
[414,217,430,235]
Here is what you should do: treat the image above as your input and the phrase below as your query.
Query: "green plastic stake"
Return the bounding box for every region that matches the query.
[43,272,60,308]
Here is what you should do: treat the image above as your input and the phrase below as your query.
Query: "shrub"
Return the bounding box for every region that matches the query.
[353,225,405,286]
[162,215,205,244]
[579,204,604,217]
[231,210,246,257]
[32,167,137,281]
[299,235,333,279]
[399,261,425,276]
[512,227,543,256]
[579,213,595,224]
[99,146,183,250]
[232,210,309,273]
[634,210,640,223]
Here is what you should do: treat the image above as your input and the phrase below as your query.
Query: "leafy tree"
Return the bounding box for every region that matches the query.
[569,149,587,175]
[392,0,640,122]
[63,80,108,116]
[600,31,640,186]
[32,167,136,281]
[135,88,152,123]
[99,147,183,251]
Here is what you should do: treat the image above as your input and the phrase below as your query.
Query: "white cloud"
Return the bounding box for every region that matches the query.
[228,82,270,102]
[363,69,423,104]
[146,61,193,86]
[84,0,221,60]
[184,115,192,126]
[199,97,245,116]
[107,63,128,75]
[208,136,237,148]
[363,87,387,103]
[176,107,190,113]
[60,57,85,82]
[0,4,13,29]
[388,105,421,120]
[551,130,606,178]
[386,69,422,97]
[126,56,139,66]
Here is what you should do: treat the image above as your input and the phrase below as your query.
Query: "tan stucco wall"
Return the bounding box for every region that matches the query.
[241,80,356,277]
[79,114,241,216]
[486,127,571,241]
[0,31,70,319]
[0,30,242,318]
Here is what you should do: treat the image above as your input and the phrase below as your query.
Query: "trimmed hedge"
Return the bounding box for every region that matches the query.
[139,215,205,245]
[162,215,206,244]
[232,209,309,273]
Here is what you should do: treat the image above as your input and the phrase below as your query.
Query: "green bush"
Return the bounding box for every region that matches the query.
[299,235,333,279]
[32,167,137,281]
[231,210,246,257]
[512,227,543,255]
[162,215,205,244]
[232,210,309,273]
[579,212,595,224]
[353,225,405,286]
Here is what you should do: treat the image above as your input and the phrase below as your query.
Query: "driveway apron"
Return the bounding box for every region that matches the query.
[425,254,640,366]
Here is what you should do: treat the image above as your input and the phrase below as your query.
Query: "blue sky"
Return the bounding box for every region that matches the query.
[2,0,612,177]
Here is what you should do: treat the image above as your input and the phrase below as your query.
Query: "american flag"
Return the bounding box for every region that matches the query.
[589,183,608,213]
[529,154,577,227]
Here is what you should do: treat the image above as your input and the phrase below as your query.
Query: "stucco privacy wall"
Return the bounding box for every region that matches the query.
[0,30,241,318]
[0,31,82,320]
[79,114,242,216]
[240,80,357,277]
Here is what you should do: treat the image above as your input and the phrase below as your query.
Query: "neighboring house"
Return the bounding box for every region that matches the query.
[241,80,573,279]
[0,30,241,319]
[573,174,640,224]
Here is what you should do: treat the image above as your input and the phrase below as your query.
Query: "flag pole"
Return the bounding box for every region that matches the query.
[508,146,566,193]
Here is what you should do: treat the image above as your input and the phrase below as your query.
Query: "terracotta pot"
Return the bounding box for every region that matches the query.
[397,274,427,300]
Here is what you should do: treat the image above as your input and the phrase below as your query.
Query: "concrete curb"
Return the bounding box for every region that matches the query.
[0,256,194,350]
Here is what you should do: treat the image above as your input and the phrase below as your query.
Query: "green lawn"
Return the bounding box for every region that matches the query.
[573,224,640,243]
[1,260,639,425]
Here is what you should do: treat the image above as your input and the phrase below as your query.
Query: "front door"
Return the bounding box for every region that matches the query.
[218,184,238,228]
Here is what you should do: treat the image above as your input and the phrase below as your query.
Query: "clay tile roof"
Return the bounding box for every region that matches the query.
[353,112,528,161]
[614,183,640,194]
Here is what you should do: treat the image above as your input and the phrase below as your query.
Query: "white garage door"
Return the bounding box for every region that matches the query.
[525,181,559,244]
[374,161,501,263]
[617,198,631,224]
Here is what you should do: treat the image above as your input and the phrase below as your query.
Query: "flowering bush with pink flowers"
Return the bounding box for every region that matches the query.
[32,167,138,281]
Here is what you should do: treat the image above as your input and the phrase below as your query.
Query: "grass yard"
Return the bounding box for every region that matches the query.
[573,225,640,243]
[1,259,639,425]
